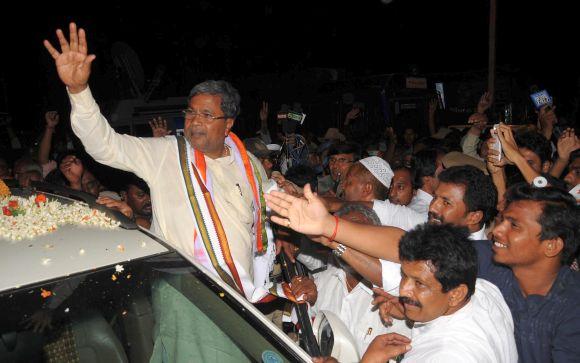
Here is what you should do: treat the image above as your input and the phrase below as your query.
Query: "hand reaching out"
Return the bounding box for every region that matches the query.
[149,117,172,137]
[264,184,333,237]
[96,197,134,220]
[361,333,412,363]
[44,23,96,94]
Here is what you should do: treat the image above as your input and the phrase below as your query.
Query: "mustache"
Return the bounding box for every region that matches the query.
[399,296,422,308]
[428,212,443,223]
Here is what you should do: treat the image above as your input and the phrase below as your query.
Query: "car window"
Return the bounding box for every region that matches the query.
[0,251,302,363]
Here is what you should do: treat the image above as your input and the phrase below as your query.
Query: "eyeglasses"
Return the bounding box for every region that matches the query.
[182,108,228,121]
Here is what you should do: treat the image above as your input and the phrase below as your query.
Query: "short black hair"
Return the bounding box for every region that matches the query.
[328,142,361,161]
[284,164,318,192]
[505,183,580,265]
[515,131,552,164]
[412,149,439,188]
[188,80,241,119]
[399,223,477,299]
[123,174,150,195]
[392,165,419,190]
[438,165,498,226]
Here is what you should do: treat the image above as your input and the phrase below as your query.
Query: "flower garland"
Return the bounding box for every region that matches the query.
[1,194,120,240]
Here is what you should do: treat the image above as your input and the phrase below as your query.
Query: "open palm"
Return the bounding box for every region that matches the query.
[44,23,95,92]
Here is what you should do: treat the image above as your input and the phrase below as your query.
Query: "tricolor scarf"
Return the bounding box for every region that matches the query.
[177,134,281,302]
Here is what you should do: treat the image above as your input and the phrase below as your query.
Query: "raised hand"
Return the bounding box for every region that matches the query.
[495,123,520,163]
[361,333,412,363]
[557,128,580,161]
[264,183,333,237]
[477,91,493,114]
[428,96,438,115]
[149,117,172,137]
[538,105,557,139]
[467,112,488,132]
[44,22,96,93]
[45,111,60,129]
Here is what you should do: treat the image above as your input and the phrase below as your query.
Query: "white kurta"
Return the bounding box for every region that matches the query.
[407,188,433,216]
[402,279,518,363]
[69,87,268,282]
[372,200,427,231]
[311,264,411,357]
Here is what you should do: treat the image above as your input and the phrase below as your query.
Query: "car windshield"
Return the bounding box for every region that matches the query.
[0,251,303,363]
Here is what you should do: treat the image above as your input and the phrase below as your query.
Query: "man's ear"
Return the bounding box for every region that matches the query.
[363,182,373,197]
[543,237,564,258]
[448,284,469,307]
[466,210,484,228]
[225,118,235,135]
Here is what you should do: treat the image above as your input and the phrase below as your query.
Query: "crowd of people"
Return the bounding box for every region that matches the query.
[1,22,579,362]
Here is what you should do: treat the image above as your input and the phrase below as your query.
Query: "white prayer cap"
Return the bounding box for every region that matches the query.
[359,156,394,188]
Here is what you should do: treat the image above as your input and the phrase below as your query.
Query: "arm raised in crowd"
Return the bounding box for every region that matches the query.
[265,184,404,263]
[550,128,579,178]
[495,123,541,184]
[38,111,59,165]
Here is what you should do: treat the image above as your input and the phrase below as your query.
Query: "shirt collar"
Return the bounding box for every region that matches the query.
[469,224,487,240]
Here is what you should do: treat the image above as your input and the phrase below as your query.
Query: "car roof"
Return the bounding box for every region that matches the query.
[0,191,169,292]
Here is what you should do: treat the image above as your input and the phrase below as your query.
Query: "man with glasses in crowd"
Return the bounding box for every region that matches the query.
[44,23,275,362]
[325,142,360,198]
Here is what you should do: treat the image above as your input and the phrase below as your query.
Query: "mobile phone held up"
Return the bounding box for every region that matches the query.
[530,89,553,110]
[491,124,503,162]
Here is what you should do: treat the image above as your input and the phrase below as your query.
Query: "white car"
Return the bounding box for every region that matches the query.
[0,185,316,362]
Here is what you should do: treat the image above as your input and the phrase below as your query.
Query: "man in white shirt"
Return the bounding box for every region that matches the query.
[291,205,410,358]
[45,23,274,362]
[406,149,442,215]
[363,224,517,362]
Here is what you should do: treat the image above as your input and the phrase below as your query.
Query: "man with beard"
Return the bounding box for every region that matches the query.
[428,165,497,240]
[45,23,274,362]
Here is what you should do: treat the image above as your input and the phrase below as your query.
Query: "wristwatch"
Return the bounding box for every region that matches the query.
[332,243,347,258]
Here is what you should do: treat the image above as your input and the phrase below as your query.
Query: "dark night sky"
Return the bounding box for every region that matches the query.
[1,1,578,136]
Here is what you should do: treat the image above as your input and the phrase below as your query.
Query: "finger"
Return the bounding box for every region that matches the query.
[372,287,389,297]
[69,23,79,52]
[56,28,70,53]
[372,295,387,305]
[82,54,96,68]
[270,215,289,227]
[43,40,61,59]
[78,28,88,55]
[386,344,412,357]
[384,332,412,343]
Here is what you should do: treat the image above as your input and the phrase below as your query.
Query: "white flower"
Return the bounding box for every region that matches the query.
[115,264,124,273]
[0,195,120,240]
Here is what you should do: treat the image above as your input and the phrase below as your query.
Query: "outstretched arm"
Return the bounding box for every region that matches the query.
[265,184,404,262]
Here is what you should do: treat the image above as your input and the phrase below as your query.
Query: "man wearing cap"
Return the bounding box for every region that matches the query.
[45,23,276,362]
[244,137,280,179]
